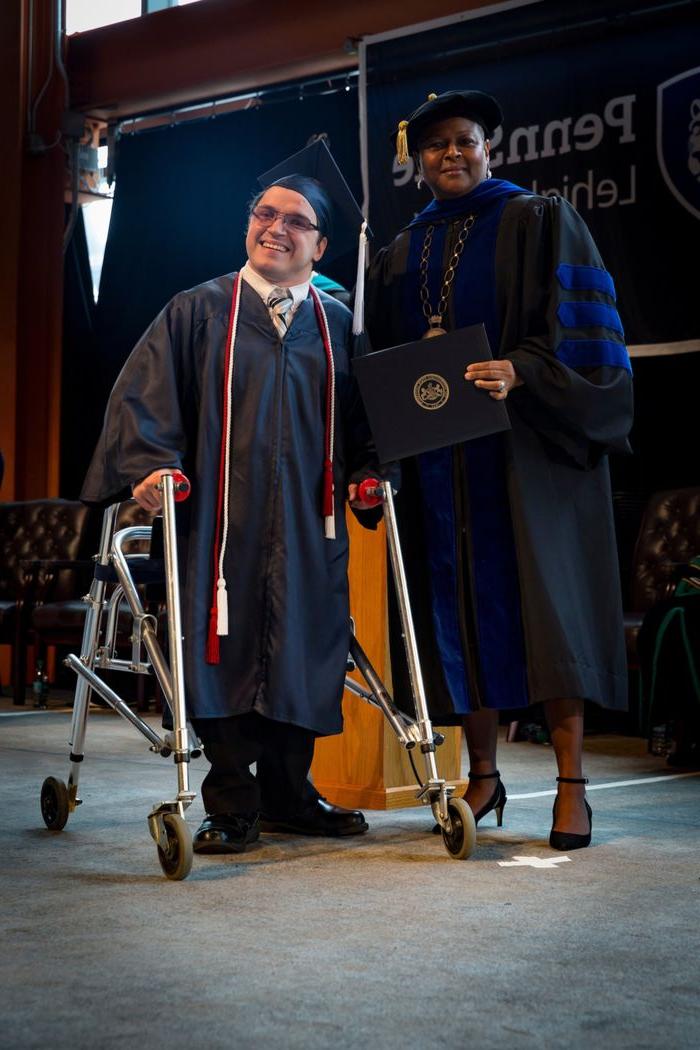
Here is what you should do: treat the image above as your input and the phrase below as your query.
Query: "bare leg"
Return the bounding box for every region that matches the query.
[544,698,590,835]
[463,708,500,815]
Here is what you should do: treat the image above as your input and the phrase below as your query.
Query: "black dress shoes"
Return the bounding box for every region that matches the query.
[260,797,368,837]
[193,812,260,854]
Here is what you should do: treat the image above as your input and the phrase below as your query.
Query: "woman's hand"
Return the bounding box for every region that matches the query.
[465,359,523,400]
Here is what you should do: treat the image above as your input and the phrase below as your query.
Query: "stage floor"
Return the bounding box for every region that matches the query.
[1,696,697,1049]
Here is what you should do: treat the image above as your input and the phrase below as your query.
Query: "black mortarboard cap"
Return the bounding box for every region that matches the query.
[257,137,369,263]
[394,90,503,162]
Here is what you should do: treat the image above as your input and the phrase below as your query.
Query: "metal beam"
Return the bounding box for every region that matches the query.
[66,0,491,120]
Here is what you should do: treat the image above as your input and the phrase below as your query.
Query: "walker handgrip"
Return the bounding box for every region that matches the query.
[155,473,190,501]
[171,472,191,502]
[357,478,384,507]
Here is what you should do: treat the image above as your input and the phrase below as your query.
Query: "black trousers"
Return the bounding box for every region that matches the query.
[193,711,320,817]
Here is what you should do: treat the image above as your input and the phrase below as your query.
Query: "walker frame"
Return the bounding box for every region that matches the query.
[39,474,475,879]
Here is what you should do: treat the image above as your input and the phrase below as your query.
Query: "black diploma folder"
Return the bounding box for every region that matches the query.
[353,324,511,462]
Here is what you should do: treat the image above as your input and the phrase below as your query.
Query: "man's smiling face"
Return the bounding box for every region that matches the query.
[245,186,328,286]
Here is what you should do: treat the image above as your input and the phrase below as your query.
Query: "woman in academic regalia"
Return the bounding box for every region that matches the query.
[365,90,634,849]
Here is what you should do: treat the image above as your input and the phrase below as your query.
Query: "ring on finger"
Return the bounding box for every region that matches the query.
[498,380,506,392]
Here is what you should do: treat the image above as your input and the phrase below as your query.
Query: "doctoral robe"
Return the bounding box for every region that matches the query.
[365,180,633,721]
[82,276,377,734]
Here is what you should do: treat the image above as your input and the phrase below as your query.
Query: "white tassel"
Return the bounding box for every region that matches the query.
[324,514,336,540]
[352,221,369,335]
[216,577,229,636]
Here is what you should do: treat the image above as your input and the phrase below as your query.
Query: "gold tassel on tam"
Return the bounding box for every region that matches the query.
[396,94,439,163]
[396,120,409,165]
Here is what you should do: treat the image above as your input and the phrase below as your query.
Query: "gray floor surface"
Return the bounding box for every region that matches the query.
[1,698,698,1050]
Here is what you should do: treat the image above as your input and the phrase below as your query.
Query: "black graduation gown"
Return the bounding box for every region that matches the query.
[82,276,378,734]
[365,192,634,720]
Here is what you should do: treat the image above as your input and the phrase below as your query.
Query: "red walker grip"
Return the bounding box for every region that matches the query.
[171,471,191,502]
[357,478,383,508]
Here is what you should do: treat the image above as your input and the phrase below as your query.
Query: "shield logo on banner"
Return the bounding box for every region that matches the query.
[657,66,700,220]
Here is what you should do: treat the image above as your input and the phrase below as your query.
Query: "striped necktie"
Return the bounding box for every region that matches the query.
[267,287,293,337]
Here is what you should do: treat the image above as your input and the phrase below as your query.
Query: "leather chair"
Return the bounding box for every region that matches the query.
[506,486,700,741]
[0,499,96,704]
[624,487,700,668]
[30,501,157,708]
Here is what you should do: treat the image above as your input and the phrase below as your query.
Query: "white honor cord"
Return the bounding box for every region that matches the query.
[216,274,243,635]
[352,221,369,336]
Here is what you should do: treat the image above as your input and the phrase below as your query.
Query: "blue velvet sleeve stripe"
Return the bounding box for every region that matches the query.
[555,339,632,373]
[557,301,624,335]
[556,263,616,299]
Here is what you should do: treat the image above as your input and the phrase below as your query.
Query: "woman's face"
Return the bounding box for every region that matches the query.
[416,116,490,200]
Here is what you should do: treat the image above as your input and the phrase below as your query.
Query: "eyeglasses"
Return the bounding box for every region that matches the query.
[251,205,319,233]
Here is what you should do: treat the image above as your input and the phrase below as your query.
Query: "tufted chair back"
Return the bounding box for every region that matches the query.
[0,499,99,702]
[26,499,160,709]
[27,499,157,631]
[629,488,700,614]
[114,500,157,553]
[0,499,96,604]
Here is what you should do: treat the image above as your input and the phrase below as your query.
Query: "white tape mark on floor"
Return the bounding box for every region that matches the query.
[509,771,700,799]
[498,855,572,869]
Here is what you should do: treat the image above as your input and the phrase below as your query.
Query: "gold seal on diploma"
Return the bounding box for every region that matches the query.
[414,373,449,410]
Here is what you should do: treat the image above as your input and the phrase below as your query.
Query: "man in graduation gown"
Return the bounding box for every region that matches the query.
[82,169,380,854]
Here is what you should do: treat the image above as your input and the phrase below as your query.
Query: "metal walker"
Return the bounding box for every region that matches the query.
[40,473,476,880]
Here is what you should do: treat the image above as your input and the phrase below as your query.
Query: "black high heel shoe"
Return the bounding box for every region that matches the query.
[549,776,592,851]
[468,770,507,826]
[431,770,507,833]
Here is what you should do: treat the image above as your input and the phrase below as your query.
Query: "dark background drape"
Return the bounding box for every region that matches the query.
[61,210,97,492]
[60,87,362,497]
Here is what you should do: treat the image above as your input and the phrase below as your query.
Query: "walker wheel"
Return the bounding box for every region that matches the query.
[441,797,476,860]
[156,813,193,881]
[40,776,70,831]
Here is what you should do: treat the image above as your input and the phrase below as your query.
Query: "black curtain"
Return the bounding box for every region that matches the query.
[61,210,98,496]
[60,87,362,495]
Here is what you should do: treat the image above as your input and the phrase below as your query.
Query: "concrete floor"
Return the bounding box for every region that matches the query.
[1,696,698,1050]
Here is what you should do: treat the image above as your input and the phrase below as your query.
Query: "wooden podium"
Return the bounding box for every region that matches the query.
[310,510,464,809]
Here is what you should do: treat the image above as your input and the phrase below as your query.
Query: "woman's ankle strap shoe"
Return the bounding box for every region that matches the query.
[550,777,592,851]
[432,771,507,833]
[468,770,507,827]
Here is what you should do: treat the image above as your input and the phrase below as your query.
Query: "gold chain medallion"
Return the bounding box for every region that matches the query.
[419,215,475,338]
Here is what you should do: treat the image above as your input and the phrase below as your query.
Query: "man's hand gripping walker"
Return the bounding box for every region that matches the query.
[346,479,476,861]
